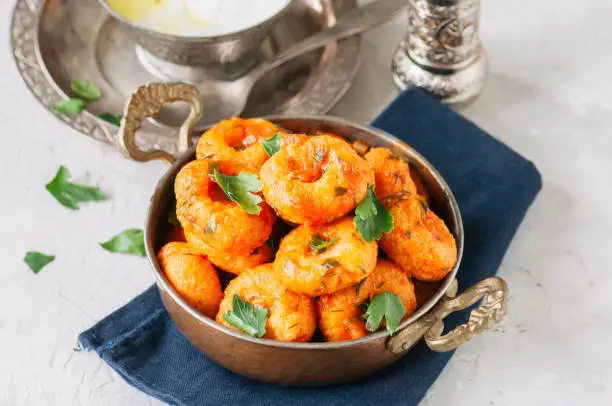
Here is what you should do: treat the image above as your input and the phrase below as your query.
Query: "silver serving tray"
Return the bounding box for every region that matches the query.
[10,0,361,153]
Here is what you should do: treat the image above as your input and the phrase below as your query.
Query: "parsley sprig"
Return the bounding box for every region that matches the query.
[223,295,268,337]
[364,292,406,335]
[354,186,394,242]
[100,229,146,257]
[213,169,263,215]
[45,166,106,210]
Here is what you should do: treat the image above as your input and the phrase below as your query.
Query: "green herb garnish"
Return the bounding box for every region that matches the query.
[70,80,101,101]
[100,228,146,257]
[50,98,86,115]
[334,187,348,196]
[364,292,406,335]
[260,132,281,157]
[308,235,338,253]
[45,166,106,210]
[24,252,55,274]
[213,169,263,215]
[354,186,394,242]
[223,295,268,338]
[322,259,341,270]
[98,112,122,126]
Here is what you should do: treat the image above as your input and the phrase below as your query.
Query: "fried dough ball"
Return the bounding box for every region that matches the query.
[379,195,457,281]
[317,259,418,341]
[274,217,378,296]
[216,264,316,342]
[364,147,417,199]
[260,135,374,225]
[174,159,275,255]
[195,118,301,175]
[184,227,273,274]
[157,242,223,318]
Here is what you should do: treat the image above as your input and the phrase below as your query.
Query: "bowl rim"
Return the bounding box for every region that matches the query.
[98,0,294,42]
[145,115,464,350]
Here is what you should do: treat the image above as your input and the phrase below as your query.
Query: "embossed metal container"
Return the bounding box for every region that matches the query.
[117,83,508,386]
[392,0,487,106]
[98,0,293,77]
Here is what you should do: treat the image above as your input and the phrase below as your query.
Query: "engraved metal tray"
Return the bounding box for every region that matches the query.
[11,0,361,153]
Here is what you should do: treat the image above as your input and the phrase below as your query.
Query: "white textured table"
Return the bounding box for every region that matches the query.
[2,0,611,404]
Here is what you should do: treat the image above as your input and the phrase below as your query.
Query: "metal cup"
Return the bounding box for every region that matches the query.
[392,0,487,106]
[98,0,293,79]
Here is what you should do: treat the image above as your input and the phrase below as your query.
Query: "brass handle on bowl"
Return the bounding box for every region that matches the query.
[117,83,202,165]
[387,277,509,354]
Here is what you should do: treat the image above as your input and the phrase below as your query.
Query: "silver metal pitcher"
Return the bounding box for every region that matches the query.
[392,0,487,106]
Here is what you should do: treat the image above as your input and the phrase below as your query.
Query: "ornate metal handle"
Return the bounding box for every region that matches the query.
[387,277,508,353]
[117,83,202,164]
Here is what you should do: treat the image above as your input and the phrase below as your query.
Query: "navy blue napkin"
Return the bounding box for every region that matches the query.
[79,89,542,406]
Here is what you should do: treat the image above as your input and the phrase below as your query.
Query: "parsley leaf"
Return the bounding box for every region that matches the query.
[308,235,338,253]
[213,169,263,215]
[223,295,268,337]
[260,132,281,157]
[322,258,341,269]
[354,186,394,242]
[71,80,101,101]
[364,292,406,335]
[334,186,348,196]
[100,228,146,257]
[98,112,122,126]
[50,98,86,115]
[24,252,55,274]
[45,166,106,210]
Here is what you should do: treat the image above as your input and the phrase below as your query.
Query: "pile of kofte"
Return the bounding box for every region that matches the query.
[158,118,458,342]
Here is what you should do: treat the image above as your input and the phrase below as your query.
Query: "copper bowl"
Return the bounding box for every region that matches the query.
[115,83,509,386]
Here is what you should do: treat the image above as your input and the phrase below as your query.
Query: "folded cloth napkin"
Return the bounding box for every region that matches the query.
[79,88,542,406]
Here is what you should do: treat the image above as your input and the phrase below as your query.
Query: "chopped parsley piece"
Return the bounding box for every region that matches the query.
[334,187,348,196]
[100,228,146,257]
[322,259,341,270]
[24,252,55,274]
[260,132,281,157]
[70,79,101,101]
[98,112,122,126]
[50,98,86,115]
[45,166,106,210]
[308,235,338,253]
